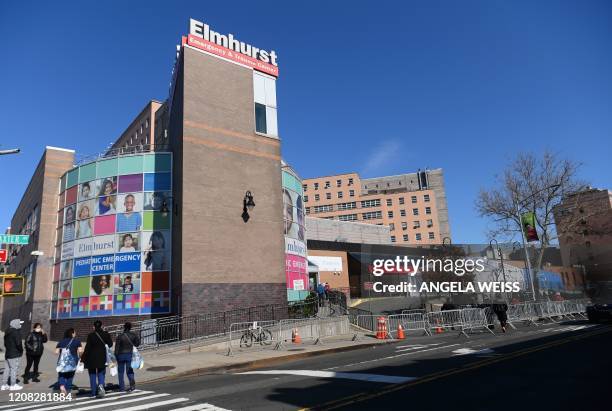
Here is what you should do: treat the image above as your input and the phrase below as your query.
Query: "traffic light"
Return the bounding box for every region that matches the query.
[1,276,24,295]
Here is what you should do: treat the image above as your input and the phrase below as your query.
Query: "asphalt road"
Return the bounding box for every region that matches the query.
[141,319,611,411]
[3,320,609,410]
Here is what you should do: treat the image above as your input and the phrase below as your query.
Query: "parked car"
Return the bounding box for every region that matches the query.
[586,303,612,323]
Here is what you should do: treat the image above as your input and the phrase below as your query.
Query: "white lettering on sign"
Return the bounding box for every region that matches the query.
[189,18,278,67]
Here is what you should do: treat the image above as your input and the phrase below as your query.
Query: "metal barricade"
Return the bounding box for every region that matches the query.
[355,315,385,332]
[388,313,431,337]
[461,308,494,336]
[276,318,321,347]
[401,309,426,316]
[227,320,278,355]
[318,316,355,342]
[426,309,463,335]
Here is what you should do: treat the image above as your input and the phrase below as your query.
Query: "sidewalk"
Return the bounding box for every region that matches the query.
[2,331,389,394]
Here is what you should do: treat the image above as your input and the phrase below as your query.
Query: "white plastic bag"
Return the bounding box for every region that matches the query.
[109,363,117,377]
[76,361,85,373]
[130,346,144,370]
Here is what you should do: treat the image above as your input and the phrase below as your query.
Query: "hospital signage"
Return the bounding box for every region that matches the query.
[188,18,279,77]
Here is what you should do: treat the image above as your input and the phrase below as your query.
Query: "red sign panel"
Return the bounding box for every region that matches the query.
[187,34,279,77]
[0,249,7,263]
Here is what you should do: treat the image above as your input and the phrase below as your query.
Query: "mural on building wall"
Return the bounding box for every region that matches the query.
[51,153,172,319]
[282,167,309,301]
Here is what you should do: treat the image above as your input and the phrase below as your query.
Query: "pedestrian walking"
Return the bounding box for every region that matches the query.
[82,320,113,398]
[316,283,326,306]
[1,319,24,391]
[114,322,141,392]
[24,322,48,384]
[55,328,83,394]
[492,302,509,332]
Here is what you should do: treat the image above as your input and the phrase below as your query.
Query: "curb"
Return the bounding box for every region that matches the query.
[140,339,396,385]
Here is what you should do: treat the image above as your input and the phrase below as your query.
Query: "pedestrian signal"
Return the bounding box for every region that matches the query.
[2,276,24,295]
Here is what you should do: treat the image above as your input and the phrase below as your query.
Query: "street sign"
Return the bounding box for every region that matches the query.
[0,249,6,263]
[2,276,24,295]
[0,234,29,245]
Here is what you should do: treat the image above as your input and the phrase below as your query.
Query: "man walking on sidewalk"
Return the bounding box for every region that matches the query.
[2,319,25,391]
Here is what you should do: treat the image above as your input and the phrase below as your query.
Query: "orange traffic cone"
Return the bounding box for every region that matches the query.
[435,319,443,334]
[292,328,302,344]
[397,324,405,340]
[376,317,388,339]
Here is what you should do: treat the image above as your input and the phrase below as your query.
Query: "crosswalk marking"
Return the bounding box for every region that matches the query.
[170,404,232,411]
[112,397,190,410]
[3,390,154,411]
[0,389,232,411]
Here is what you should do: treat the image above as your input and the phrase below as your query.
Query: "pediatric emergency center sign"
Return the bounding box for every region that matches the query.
[188,19,279,77]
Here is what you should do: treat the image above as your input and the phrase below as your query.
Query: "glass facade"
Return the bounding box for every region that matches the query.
[51,153,172,319]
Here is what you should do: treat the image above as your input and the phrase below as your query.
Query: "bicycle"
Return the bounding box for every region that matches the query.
[239,324,273,348]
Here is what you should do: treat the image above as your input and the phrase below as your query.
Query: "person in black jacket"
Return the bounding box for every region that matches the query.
[114,322,141,392]
[82,320,113,398]
[492,302,509,332]
[24,322,48,384]
[2,319,24,391]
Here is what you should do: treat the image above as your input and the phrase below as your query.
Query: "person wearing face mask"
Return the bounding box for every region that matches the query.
[24,323,48,384]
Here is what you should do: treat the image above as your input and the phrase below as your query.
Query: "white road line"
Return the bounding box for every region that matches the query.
[169,404,232,411]
[238,370,415,384]
[452,348,496,356]
[112,397,190,410]
[324,343,461,370]
[396,343,440,349]
[3,391,154,411]
[68,393,171,411]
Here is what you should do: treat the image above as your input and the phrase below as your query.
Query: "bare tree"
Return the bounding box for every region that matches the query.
[476,151,587,275]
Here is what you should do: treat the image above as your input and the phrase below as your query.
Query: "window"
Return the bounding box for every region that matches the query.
[424,194,430,202]
[400,209,406,217]
[401,222,408,230]
[314,183,319,190]
[326,193,331,200]
[390,236,396,243]
[411,196,417,204]
[386,199,393,206]
[414,221,421,229]
[325,181,331,189]
[315,194,320,201]
[349,190,355,197]
[314,205,334,213]
[361,199,381,208]
[338,214,358,221]
[403,234,409,242]
[253,72,278,136]
[338,192,343,199]
[362,211,382,220]
[413,208,419,216]
[399,197,405,205]
[305,207,311,214]
[304,195,308,203]
[415,233,422,241]
[303,184,308,192]
[387,211,394,218]
[427,219,433,227]
[425,207,431,215]
[337,202,357,210]
[429,232,435,239]
[348,178,354,186]
[145,118,149,129]
[389,223,395,231]
[337,179,342,187]
[255,103,267,133]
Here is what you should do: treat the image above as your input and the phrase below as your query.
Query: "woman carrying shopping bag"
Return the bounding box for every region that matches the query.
[81,320,113,398]
[114,322,141,392]
[55,328,83,394]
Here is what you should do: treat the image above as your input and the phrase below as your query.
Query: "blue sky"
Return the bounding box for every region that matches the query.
[1,0,610,242]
